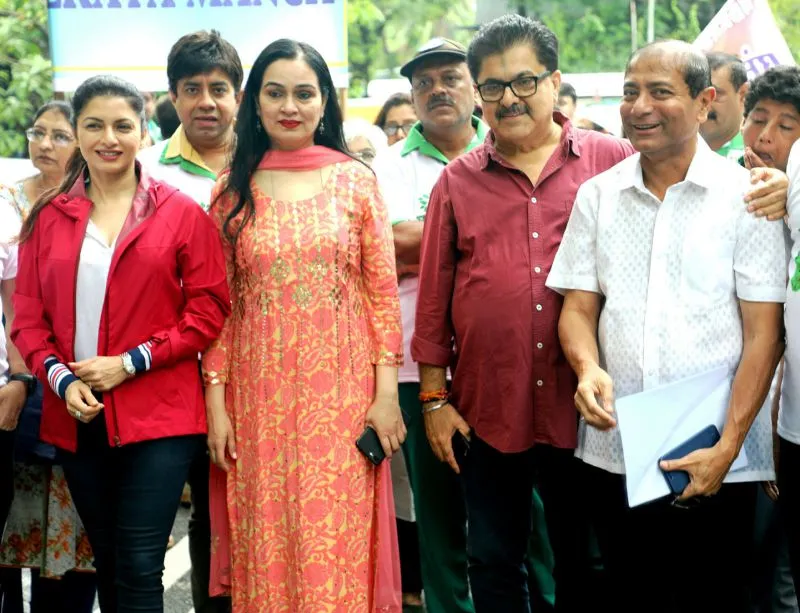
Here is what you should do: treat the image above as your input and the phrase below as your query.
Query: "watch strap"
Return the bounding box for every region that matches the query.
[9,373,37,396]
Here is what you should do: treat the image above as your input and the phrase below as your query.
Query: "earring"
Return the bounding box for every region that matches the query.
[256,119,262,133]
[318,119,325,134]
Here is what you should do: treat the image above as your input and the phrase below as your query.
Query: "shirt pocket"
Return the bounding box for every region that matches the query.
[680,230,736,308]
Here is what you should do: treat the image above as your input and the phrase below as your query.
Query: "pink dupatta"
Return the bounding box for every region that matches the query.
[208,145,402,612]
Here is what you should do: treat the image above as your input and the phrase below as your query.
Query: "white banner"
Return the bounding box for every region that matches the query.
[695,0,795,79]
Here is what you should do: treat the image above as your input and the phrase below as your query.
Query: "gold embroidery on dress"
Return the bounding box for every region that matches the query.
[292,285,312,309]
[270,257,289,283]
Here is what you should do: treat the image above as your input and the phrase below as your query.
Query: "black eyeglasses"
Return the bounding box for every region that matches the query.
[383,121,416,137]
[476,70,551,103]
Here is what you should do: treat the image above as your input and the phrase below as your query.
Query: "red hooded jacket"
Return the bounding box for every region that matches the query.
[11,179,231,452]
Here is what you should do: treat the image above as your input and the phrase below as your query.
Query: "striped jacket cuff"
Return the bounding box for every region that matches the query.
[128,342,153,373]
[44,356,78,399]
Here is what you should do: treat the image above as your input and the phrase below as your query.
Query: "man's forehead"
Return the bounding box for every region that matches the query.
[710,65,733,87]
[626,46,694,81]
[479,44,544,76]
[179,70,234,87]
[412,58,468,79]
[625,60,686,87]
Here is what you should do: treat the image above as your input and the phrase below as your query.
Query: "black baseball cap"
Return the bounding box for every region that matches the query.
[400,38,467,80]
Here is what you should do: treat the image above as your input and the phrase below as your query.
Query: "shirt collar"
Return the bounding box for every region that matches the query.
[479,111,580,170]
[159,125,217,180]
[67,160,155,221]
[400,115,488,164]
[621,134,718,194]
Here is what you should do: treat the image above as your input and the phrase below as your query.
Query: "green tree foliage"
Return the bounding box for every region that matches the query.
[771,0,800,59]
[348,0,474,96]
[520,0,799,73]
[0,0,53,158]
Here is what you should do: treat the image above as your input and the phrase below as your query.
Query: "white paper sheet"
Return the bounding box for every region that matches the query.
[615,366,748,507]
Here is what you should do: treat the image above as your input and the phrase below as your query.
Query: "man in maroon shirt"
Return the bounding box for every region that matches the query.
[411,14,634,613]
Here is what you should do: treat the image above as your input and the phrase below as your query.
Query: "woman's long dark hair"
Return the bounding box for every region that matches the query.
[217,39,352,246]
[18,75,145,243]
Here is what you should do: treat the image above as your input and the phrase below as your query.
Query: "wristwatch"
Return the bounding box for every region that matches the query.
[120,352,136,376]
[9,373,37,397]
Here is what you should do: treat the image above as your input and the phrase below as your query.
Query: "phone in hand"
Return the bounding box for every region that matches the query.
[356,427,386,465]
[355,408,411,465]
[658,425,721,496]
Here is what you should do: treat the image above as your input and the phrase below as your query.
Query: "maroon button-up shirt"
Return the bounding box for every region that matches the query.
[411,114,635,453]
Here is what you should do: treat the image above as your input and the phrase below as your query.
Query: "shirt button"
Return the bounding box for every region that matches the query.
[534,266,541,273]
[532,232,539,239]
[536,304,543,311]
[531,197,537,204]
[537,380,544,387]
[537,342,543,349]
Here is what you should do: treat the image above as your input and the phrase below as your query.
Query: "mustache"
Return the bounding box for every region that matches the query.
[496,103,529,119]
[427,94,456,111]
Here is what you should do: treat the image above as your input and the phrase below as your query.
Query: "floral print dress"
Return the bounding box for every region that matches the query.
[0,181,93,577]
[202,160,403,612]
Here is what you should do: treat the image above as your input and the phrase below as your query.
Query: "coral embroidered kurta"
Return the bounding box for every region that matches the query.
[202,160,403,612]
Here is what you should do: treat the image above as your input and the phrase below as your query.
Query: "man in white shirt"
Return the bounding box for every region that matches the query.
[779,139,800,595]
[138,30,242,613]
[138,30,242,211]
[548,41,787,613]
[372,39,490,613]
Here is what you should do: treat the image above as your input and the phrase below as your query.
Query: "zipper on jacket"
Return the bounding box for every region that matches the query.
[104,285,123,447]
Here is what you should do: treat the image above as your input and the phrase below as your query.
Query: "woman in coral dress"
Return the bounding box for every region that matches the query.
[202,39,405,612]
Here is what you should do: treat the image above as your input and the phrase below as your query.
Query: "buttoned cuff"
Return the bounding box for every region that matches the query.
[410,334,452,367]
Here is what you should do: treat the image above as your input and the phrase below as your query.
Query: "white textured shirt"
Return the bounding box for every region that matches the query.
[0,197,20,385]
[547,137,787,481]
[74,221,116,362]
[780,140,800,444]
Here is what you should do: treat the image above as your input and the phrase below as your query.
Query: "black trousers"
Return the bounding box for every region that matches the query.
[584,462,757,613]
[458,436,593,613]
[778,436,800,598]
[0,429,13,533]
[0,568,96,613]
[61,416,203,613]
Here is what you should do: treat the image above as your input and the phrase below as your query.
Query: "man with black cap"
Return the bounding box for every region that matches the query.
[373,37,483,613]
[375,39,559,613]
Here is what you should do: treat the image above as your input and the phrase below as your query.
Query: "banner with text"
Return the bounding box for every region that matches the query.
[48,0,347,92]
[694,0,795,79]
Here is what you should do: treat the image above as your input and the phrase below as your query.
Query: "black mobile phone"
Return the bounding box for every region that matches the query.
[658,425,721,496]
[356,426,386,466]
[355,408,412,466]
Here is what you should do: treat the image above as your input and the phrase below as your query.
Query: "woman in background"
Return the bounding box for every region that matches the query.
[374,93,417,146]
[0,100,96,613]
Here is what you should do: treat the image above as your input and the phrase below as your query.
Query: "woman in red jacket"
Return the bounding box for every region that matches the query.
[11,75,230,613]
